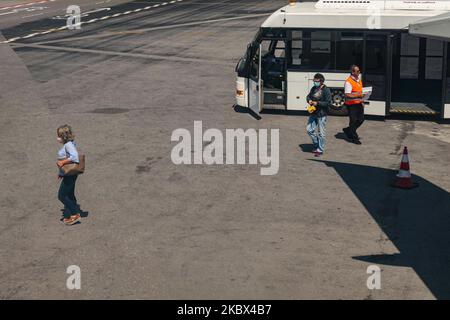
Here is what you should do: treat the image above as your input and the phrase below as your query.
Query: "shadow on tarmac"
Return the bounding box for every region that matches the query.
[311,160,450,299]
[233,105,261,120]
[299,144,315,153]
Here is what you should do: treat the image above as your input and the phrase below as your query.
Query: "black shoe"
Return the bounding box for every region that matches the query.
[351,138,362,145]
[343,127,351,139]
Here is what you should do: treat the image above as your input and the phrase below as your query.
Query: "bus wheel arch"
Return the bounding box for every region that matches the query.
[329,88,348,116]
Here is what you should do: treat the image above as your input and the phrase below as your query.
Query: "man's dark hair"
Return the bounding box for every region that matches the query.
[350,64,360,72]
[313,73,325,83]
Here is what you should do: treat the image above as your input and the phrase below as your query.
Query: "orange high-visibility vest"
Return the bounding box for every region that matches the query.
[345,76,363,105]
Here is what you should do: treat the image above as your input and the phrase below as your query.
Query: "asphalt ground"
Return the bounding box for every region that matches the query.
[1,0,450,299]
[0,0,138,30]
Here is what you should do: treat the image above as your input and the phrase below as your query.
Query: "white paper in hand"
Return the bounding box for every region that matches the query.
[362,86,372,100]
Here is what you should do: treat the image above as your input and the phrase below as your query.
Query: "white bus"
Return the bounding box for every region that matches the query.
[235,0,450,118]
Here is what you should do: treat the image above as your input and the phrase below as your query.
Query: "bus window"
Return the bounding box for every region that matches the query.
[289,30,333,70]
[250,47,260,80]
[262,28,286,39]
[365,34,386,74]
[262,40,286,90]
[261,40,271,58]
[274,40,285,58]
[365,34,387,101]
[425,39,443,80]
[335,32,363,70]
[400,34,420,79]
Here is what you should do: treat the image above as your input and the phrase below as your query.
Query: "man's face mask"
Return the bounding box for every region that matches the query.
[313,81,321,87]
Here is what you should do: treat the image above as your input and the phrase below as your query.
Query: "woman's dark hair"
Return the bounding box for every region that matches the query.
[313,73,325,83]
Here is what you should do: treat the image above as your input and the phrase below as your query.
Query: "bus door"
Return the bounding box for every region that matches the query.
[390,33,444,115]
[248,43,263,115]
[444,42,450,118]
[261,39,286,108]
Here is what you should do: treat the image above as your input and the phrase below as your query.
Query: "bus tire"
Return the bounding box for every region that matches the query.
[329,89,348,116]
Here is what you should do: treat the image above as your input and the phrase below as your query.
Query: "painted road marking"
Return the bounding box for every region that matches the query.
[0,0,185,44]
[0,0,56,11]
[0,6,48,16]
[8,42,235,66]
[24,13,274,46]
[21,12,44,18]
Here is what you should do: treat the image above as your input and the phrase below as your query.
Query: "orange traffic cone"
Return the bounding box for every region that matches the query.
[392,146,418,189]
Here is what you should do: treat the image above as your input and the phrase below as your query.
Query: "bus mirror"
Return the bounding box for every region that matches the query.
[235,57,244,72]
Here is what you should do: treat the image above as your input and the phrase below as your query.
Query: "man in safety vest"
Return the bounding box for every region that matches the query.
[343,65,364,145]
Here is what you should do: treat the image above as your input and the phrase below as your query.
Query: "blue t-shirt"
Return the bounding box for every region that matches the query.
[58,141,79,176]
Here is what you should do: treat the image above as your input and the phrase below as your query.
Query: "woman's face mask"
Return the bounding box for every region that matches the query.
[313,81,321,87]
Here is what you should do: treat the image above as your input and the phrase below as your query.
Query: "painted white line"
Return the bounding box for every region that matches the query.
[1,0,185,44]
[0,6,48,17]
[8,42,233,66]
[0,0,55,11]
[21,12,44,18]
[25,13,272,46]
[4,37,22,43]
[21,34,36,39]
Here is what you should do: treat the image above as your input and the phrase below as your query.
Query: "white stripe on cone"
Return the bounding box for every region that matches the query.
[397,169,411,178]
[401,154,409,163]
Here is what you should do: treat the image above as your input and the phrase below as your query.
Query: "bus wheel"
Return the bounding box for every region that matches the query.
[329,89,348,116]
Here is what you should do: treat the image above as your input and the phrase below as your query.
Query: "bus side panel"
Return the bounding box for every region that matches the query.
[287,71,387,115]
[364,101,386,116]
[444,104,450,119]
[236,76,248,108]
[286,71,309,110]
[319,72,348,84]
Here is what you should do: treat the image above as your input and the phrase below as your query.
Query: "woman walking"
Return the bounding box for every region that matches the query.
[56,124,81,226]
[306,73,332,157]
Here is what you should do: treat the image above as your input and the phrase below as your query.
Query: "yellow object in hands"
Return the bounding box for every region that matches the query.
[307,105,317,114]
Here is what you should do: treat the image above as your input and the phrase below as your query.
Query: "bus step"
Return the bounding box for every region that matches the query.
[389,104,439,116]
[262,104,286,110]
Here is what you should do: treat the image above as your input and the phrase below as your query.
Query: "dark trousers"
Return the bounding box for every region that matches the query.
[58,175,79,218]
[346,104,364,139]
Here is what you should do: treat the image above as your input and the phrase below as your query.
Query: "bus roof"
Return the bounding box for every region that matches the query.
[261,1,450,30]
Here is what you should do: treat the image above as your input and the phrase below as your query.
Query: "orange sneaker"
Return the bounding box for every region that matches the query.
[64,214,80,225]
